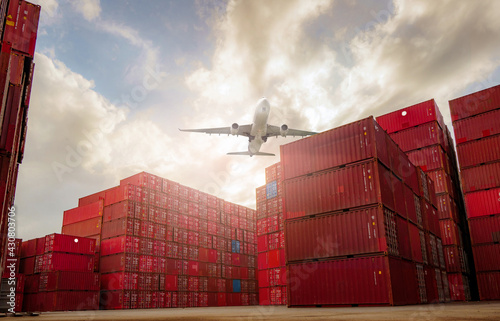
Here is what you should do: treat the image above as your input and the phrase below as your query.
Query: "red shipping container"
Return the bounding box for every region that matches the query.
[465,188,500,218]
[268,249,280,269]
[436,194,459,222]
[100,236,140,256]
[39,291,99,312]
[444,245,464,273]
[391,176,407,218]
[40,271,99,291]
[285,206,399,262]
[44,233,96,255]
[78,189,106,207]
[259,287,270,305]
[396,216,412,260]
[164,274,178,291]
[288,256,418,306]
[424,266,439,303]
[461,161,500,193]
[420,199,438,237]
[3,0,40,57]
[427,175,438,208]
[453,108,500,144]
[404,184,420,225]
[447,273,471,301]
[217,293,226,306]
[377,99,445,134]
[227,293,242,306]
[456,134,500,169]
[10,53,29,86]
[449,84,500,121]
[468,215,500,245]
[63,200,103,225]
[188,260,199,276]
[99,253,139,273]
[472,244,500,272]
[35,237,45,255]
[439,220,461,246]
[408,223,423,263]
[476,271,500,300]
[0,42,11,121]
[284,159,395,220]
[188,276,199,292]
[103,185,138,206]
[407,145,449,173]
[103,200,135,223]
[101,290,135,310]
[258,252,268,270]
[38,252,94,273]
[21,239,37,258]
[280,117,390,180]
[208,249,217,263]
[20,256,35,275]
[389,121,446,152]
[101,272,138,290]
[120,172,149,188]
[24,274,40,294]
[102,217,137,239]
[0,85,23,153]
[426,170,454,197]
[61,217,102,237]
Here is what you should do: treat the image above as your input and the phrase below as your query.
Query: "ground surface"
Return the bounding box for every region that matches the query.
[4,302,500,321]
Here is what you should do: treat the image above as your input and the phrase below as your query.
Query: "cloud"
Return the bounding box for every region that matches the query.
[71,0,101,21]
[181,0,500,204]
[186,0,335,127]
[188,0,500,134]
[15,54,177,239]
[16,0,500,240]
[341,0,500,127]
[100,21,161,84]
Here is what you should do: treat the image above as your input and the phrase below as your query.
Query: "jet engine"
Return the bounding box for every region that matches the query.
[280,124,289,137]
[230,123,239,135]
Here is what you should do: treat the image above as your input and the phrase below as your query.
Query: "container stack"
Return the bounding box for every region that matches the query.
[19,237,43,312]
[280,116,448,307]
[0,0,40,277]
[62,200,103,272]
[449,85,500,300]
[21,234,99,312]
[256,162,287,305]
[0,238,23,313]
[64,172,258,310]
[377,100,473,301]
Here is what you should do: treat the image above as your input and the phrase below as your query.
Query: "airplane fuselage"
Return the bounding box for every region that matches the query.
[248,98,271,155]
[179,98,316,156]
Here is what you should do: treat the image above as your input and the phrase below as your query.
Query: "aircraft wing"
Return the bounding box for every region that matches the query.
[179,124,253,137]
[266,125,317,137]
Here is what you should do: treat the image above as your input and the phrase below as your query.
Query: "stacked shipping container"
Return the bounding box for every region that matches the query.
[449,84,500,300]
[0,0,40,277]
[256,163,287,305]
[280,116,449,306]
[63,172,258,310]
[20,234,99,312]
[377,100,473,301]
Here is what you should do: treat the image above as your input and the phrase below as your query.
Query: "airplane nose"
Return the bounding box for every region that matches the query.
[258,98,270,111]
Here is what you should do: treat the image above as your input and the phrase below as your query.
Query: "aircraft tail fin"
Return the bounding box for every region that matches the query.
[227,151,275,156]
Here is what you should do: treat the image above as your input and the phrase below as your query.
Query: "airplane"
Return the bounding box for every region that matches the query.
[179,98,317,156]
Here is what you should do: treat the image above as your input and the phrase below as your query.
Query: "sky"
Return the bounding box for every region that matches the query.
[15,0,500,240]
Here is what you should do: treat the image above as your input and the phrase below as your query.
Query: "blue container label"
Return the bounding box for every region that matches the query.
[266,181,278,199]
[233,279,241,293]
